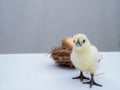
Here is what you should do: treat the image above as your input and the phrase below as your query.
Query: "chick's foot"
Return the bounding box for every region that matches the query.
[72,71,90,81]
[83,74,102,88]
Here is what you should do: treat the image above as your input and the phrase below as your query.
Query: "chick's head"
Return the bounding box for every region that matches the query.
[73,33,90,52]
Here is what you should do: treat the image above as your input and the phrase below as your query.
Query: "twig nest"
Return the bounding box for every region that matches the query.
[51,37,74,68]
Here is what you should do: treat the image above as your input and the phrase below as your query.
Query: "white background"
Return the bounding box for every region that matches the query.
[0,52,120,90]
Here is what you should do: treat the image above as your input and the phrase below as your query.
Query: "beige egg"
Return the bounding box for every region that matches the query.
[62,37,73,48]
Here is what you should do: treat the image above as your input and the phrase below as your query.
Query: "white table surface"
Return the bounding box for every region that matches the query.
[0,52,120,90]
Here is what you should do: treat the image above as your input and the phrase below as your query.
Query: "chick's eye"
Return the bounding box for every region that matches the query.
[73,40,75,43]
[83,39,85,43]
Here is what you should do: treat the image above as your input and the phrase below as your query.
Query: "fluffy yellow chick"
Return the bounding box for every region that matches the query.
[71,33,102,88]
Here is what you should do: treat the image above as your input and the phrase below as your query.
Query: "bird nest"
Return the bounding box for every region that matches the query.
[51,47,74,68]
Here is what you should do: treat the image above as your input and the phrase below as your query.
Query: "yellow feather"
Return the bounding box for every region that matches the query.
[71,33,99,74]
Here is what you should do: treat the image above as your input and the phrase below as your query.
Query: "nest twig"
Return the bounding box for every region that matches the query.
[51,47,74,68]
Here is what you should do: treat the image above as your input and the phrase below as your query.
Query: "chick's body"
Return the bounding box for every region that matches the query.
[70,33,102,88]
[71,45,99,74]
